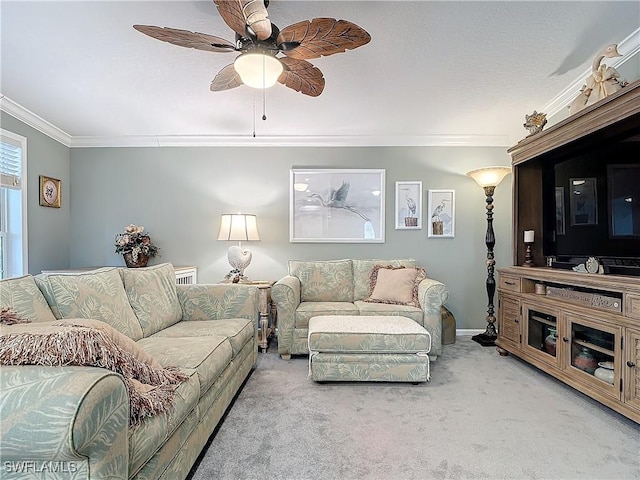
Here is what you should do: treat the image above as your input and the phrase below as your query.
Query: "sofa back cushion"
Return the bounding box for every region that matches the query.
[289,260,354,302]
[0,275,57,323]
[36,268,144,340]
[352,259,417,301]
[119,263,182,337]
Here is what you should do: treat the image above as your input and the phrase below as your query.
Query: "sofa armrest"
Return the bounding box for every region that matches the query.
[0,366,129,479]
[271,275,301,357]
[417,278,450,359]
[177,284,259,322]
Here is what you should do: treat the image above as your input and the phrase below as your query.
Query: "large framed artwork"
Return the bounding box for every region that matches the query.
[395,181,422,229]
[290,168,385,243]
[427,189,455,238]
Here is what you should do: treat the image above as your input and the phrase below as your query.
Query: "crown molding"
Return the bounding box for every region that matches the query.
[68,134,511,148]
[541,28,640,120]
[0,96,72,147]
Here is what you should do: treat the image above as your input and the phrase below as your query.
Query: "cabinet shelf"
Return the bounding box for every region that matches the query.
[572,339,614,357]
[530,315,556,328]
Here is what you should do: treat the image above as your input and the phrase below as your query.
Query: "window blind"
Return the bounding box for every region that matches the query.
[0,137,22,190]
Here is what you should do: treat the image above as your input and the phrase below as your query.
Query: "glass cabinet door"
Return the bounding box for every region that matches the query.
[565,313,622,399]
[522,303,560,366]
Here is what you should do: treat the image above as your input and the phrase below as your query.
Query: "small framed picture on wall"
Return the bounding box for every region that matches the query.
[395,181,422,229]
[39,175,61,208]
[428,189,455,238]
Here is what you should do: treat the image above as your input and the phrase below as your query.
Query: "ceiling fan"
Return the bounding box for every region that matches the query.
[133,0,371,97]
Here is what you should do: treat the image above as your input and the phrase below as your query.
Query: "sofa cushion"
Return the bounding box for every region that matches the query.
[120,263,182,337]
[364,265,426,307]
[0,319,187,426]
[0,275,57,323]
[354,301,423,324]
[352,259,417,301]
[128,370,200,476]
[289,259,354,302]
[36,268,144,340]
[294,301,358,329]
[137,336,233,397]
[150,318,254,357]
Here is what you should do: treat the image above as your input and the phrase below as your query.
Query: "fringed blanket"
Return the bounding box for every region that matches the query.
[0,318,188,426]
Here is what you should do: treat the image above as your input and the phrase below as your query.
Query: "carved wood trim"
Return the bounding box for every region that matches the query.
[508,79,640,165]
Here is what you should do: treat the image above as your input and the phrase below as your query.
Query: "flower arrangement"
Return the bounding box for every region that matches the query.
[114,224,159,263]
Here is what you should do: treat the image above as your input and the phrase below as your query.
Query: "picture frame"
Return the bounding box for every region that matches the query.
[395,181,422,229]
[427,189,455,238]
[569,177,597,226]
[39,175,61,208]
[290,168,385,243]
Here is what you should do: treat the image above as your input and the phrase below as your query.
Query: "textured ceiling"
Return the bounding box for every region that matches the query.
[1,1,639,147]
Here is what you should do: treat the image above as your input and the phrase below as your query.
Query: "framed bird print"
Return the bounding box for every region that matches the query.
[428,189,455,238]
[290,168,385,243]
[39,175,61,208]
[395,181,422,229]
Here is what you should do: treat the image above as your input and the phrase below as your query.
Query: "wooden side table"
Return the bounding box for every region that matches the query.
[254,282,276,353]
[220,279,276,352]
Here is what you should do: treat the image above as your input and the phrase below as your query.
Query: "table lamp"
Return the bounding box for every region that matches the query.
[217,213,260,282]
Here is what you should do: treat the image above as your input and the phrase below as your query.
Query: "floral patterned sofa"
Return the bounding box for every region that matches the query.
[271,259,449,360]
[0,263,258,480]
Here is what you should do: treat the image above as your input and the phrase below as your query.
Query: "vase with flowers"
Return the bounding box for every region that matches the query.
[115,224,159,268]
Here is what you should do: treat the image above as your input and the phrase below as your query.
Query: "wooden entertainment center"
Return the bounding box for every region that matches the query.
[496,80,640,423]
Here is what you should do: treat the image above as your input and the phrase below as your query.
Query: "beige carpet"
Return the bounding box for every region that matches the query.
[187,336,640,480]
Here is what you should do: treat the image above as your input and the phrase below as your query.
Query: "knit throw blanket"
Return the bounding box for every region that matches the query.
[0,319,189,426]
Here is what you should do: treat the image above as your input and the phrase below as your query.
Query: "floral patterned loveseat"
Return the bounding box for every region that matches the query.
[271,259,449,360]
[0,263,258,480]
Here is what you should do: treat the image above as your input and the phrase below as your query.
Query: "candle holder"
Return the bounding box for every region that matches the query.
[523,242,534,267]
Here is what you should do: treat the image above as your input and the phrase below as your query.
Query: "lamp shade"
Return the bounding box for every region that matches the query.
[234,53,283,89]
[218,214,260,241]
[466,166,512,188]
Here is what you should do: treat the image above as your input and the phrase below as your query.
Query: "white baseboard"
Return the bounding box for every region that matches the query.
[455,329,485,336]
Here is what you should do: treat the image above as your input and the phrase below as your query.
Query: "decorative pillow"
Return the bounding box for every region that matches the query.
[0,274,57,323]
[363,265,427,307]
[0,320,187,426]
[119,263,182,337]
[352,259,417,301]
[38,268,144,340]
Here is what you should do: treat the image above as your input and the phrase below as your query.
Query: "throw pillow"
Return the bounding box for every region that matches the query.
[119,263,182,337]
[363,265,427,307]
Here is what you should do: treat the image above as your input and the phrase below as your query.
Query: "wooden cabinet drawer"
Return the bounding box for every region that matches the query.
[626,294,640,320]
[499,274,521,292]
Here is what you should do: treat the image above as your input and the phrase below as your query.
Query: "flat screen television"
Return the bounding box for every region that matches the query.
[541,124,640,276]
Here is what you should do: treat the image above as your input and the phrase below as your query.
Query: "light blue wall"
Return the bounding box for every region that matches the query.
[69,145,513,329]
[1,112,71,274]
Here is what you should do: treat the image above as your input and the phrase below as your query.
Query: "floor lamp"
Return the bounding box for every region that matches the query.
[466,166,512,346]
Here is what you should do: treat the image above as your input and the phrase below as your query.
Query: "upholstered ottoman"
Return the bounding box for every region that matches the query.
[308,315,431,383]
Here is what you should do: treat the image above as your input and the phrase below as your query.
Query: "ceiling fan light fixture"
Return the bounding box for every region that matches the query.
[234,52,283,89]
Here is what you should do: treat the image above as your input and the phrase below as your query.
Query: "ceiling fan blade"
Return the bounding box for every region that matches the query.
[277,18,371,60]
[214,0,272,41]
[133,25,236,53]
[278,57,325,97]
[210,64,243,91]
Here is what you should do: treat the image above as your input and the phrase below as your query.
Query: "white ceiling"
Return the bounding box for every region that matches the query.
[1,1,639,147]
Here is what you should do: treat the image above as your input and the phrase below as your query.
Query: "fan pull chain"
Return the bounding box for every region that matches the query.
[252,95,256,137]
[262,55,267,121]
